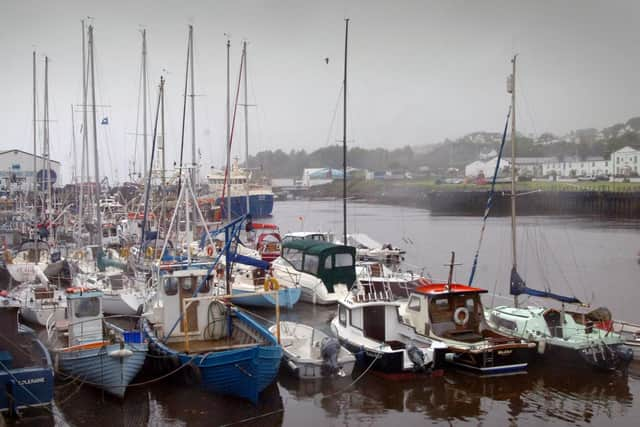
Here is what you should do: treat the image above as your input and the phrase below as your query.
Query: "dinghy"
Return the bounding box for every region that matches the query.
[268,321,355,379]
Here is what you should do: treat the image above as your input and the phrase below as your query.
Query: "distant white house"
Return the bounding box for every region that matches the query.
[540,147,640,177]
[465,157,511,178]
[611,146,640,176]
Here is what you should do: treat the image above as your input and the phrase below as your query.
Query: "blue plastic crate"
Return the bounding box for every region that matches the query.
[123,331,143,344]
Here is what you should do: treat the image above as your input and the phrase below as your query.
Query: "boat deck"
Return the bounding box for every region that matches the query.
[169,338,260,354]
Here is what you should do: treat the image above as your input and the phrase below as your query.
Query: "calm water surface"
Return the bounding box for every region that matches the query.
[10,201,640,426]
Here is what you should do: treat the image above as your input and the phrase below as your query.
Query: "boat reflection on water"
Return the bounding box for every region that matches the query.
[49,378,283,427]
[277,362,634,425]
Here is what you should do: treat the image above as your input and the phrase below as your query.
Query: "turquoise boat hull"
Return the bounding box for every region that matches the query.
[231,287,301,309]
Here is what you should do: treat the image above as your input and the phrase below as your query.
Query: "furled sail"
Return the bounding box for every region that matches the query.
[510,267,581,304]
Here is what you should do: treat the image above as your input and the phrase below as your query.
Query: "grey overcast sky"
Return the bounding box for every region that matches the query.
[1,0,639,183]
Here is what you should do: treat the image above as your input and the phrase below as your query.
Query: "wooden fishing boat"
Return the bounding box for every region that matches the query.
[269,321,355,379]
[47,288,147,398]
[142,262,282,403]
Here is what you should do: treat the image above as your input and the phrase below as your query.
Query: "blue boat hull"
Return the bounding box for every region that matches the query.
[56,342,147,398]
[1,331,53,413]
[0,367,54,413]
[143,310,282,404]
[231,287,301,309]
[216,194,274,219]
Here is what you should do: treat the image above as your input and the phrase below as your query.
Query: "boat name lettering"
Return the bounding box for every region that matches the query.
[18,377,46,385]
[496,350,512,356]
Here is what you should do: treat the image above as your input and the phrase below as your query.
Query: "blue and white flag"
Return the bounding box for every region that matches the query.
[101,117,109,125]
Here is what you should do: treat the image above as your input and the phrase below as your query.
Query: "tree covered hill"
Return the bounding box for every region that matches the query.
[246,117,640,178]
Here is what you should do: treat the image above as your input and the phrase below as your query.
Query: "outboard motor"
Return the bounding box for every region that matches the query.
[320,336,343,376]
[407,343,431,372]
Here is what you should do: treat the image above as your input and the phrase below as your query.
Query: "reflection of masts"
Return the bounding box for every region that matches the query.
[88,25,102,247]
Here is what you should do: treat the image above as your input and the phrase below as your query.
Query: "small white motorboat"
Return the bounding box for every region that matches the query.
[269,321,355,379]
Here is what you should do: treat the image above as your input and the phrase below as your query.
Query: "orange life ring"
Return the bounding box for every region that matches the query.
[206,245,214,256]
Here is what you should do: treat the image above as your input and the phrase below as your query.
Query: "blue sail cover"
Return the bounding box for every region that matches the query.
[510,267,581,304]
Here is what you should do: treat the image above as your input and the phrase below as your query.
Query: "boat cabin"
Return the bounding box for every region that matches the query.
[282,232,331,244]
[405,284,489,342]
[152,266,223,344]
[281,240,356,292]
[66,288,104,347]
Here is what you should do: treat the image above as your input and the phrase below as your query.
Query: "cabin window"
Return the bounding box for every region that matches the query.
[324,256,333,269]
[350,307,363,330]
[181,277,194,292]
[283,248,303,270]
[164,277,178,296]
[74,297,100,318]
[490,313,517,331]
[465,297,475,312]
[408,296,422,312]
[334,253,353,267]
[303,254,319,275]
[338,305,347,326]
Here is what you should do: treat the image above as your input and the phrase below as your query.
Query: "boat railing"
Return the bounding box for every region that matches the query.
[544,324,624,344]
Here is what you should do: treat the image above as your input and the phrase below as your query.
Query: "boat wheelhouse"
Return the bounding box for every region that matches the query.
[272,240,356,305]
[402,283,535,375]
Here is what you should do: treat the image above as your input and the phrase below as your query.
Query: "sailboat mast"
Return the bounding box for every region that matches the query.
[243,41,250,214]
[342,18,349,246]
[79,20,87,241]
[160,68,166,185]
[32,51,37,213]
[44,56,52,232]
[142,29,148,179]
[226,38,231,223]
[509,55,518,307]
[88,25,102,247]
[189,25,196,195]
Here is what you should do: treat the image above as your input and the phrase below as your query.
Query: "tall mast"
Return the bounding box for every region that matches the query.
[71,104,77,184]
[88,25,102,247]
[160,67,166,185]
[44,56,52,231]
[242,41,250,214]
[32,51,37,210]
[142,29,148,179]
[189,25,196,194]
[226,38,231,223]
[79,19,88,240]
[509,55,518,307]
[342,18,349,246]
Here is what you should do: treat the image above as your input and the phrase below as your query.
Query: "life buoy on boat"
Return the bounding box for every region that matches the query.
[264,277,280,291]
[453,307,470,326]
[206,245,214,257]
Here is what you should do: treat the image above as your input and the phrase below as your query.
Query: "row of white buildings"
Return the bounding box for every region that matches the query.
[465,146,640,179]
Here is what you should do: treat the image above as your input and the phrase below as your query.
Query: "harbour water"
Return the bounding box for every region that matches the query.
[9,200,640,426]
